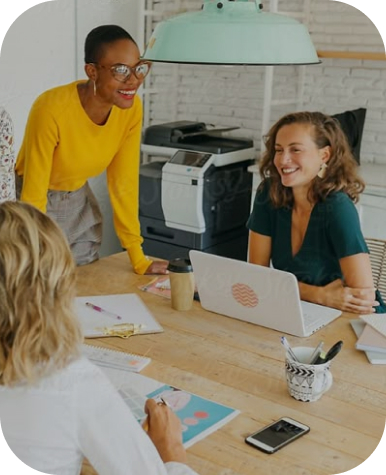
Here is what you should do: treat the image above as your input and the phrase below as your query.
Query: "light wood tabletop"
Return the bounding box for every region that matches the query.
[77,252,386,475]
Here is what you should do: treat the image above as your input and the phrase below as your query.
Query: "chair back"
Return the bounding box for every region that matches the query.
[365,237,386,301]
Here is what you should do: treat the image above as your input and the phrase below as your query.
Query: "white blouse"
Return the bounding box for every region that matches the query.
[0,357,198,475]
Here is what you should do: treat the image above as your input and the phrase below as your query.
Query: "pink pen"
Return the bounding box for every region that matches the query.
[85,302,122,320]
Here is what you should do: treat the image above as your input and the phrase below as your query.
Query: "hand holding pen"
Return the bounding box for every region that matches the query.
[143,397,170,432]
[143,398,187,464]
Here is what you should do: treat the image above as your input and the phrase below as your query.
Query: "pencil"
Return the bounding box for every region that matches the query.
[142,277,158,291]
[143,417,149,432]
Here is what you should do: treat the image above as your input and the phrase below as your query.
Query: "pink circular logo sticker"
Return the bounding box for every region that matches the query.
[231,283,258,308]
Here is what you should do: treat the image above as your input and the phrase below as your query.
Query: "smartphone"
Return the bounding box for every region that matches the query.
[245,417,310,454]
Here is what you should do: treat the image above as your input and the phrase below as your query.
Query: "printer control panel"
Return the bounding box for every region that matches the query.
[169,150,212,168]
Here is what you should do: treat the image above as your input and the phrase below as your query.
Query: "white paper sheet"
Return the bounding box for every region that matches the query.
[75,293,163,338]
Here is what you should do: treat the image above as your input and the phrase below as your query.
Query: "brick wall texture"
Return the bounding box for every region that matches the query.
[144,0,386,164]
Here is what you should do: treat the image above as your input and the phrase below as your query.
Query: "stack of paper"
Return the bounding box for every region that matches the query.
[360,314,386,338]
[350,316,386,364]
[356,322,386,354]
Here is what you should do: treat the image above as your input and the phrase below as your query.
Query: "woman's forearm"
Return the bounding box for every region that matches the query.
[298,281,324,305]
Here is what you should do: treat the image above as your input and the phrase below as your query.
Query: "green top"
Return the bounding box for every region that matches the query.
[247,180,385,312]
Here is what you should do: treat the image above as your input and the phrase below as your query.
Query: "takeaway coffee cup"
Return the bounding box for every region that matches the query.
[167,258,195,311]
[285,347,333,402]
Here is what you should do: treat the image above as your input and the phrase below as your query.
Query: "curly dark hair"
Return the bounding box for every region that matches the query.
[258,111,364,207]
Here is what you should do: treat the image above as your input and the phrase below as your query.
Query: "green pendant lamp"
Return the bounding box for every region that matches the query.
[142,0,320,65]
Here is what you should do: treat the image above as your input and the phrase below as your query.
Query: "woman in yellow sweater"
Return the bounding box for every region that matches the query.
[15,25,167,275]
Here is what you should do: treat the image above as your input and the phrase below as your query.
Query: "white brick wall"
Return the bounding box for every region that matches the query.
[145,0,386,165]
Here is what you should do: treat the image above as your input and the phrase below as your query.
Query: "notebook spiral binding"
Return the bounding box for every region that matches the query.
[81,344,151,373]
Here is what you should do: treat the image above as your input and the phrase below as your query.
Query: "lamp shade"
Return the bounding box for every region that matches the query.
[142,0,320,65]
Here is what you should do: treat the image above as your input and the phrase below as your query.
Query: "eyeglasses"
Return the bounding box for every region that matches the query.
[91,61,152,83]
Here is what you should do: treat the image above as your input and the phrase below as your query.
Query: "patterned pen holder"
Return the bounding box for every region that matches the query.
[285,347,333,402]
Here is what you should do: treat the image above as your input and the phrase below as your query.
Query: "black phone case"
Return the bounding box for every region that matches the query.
[245,418,310,454]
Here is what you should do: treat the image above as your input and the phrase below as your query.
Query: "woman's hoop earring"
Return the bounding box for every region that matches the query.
[93,80,97,96]
[317,162,328,179]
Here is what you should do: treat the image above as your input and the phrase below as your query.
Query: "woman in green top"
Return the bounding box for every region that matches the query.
[247,111,385,314]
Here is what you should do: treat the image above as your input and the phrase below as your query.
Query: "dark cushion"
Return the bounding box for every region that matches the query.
[331,108,366,164]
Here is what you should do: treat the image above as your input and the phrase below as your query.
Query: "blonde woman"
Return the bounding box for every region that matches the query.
[0,201,197,475]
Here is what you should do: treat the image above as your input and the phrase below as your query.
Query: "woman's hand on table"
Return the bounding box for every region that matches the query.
[145,260,169,275]
[320,279,378,314]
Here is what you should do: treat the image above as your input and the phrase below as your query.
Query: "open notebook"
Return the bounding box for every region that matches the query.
[98,366,239,449]
[75,293,163,338]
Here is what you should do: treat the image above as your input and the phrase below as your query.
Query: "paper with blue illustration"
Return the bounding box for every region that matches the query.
[96,366,239,448]
[146,384,239,448]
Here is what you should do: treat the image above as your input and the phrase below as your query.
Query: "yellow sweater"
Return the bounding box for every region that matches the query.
[16,81,151,274]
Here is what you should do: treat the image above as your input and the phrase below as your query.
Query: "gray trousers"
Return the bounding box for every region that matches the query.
[16,175,102,266]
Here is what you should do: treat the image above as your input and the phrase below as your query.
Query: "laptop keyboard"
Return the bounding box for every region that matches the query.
[303,312,329,333]
[301,302,340,334]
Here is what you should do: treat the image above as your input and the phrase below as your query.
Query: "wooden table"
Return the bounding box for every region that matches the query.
[77,252,386,475]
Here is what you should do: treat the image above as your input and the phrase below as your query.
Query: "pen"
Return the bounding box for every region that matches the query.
[159,397,171,408]
[142,277,158,291]
[309,341,324,364]
[85,302,122,320]
[314,340,343,364]
[280,336,299,362]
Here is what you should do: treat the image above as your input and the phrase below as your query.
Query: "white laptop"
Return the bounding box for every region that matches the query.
[189,250,341,337]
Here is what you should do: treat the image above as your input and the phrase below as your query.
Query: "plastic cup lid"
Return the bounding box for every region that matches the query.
[167,258,193,273]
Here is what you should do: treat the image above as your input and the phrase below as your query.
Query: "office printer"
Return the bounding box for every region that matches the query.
[139,121,256,261]
[142,120,254,163]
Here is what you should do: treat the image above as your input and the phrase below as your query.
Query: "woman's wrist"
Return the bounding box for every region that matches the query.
[156,442,187,464]
[299,282,324,306]
[126,244,152,274]
[313,285,325,306]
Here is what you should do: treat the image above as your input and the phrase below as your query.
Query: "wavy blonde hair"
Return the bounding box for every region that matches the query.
[259,111,365,207]
[0,201,82,386]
